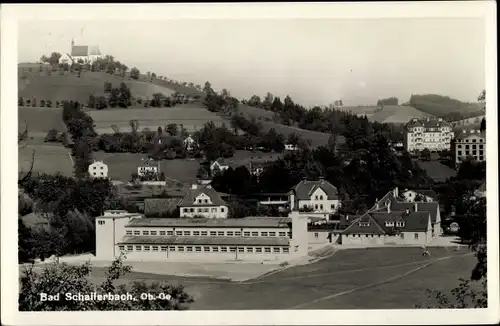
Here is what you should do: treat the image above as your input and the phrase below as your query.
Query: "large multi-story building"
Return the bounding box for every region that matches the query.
[88,161,108,178]
[403,117,453,152]
[95,210,309,262]
[451,129,486,168]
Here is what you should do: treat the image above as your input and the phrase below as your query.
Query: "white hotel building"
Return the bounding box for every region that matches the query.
[403,117,453,152]
[95,210,309,262]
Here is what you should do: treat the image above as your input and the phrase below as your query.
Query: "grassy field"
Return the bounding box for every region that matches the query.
[82,247,475,309]
[88,103,224,134]
[18,106,65,137]
[340,105,433,124]
[19,144,74,177]
[414,160,457,183]
[261,121,331,148]
[19,71,175,104]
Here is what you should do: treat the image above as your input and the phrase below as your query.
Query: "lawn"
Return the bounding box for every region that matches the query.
[340,105,432,124]
[88,103,224,134]
[18,71,176,104]
[18,106,65,136]
[19,144,74,177]
[261,121,331,148]
[414,160,457,183]
[71,247,476,310]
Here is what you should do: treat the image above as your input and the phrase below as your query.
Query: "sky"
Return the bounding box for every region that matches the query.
[18,18,486,107]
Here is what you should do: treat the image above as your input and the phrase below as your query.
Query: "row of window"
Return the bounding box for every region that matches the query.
[125,229,291,237]
[457,144,484,149]
[456,138,484,143]
[302,204,336,210]
[357,221,405,228]
[118,245,290,254]
[345,233,420,239]
[91,166,105,170]
[182,207,224,213]
[457,150,484,157]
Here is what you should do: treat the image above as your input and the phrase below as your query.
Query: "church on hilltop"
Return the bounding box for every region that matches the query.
[58,39,103,66]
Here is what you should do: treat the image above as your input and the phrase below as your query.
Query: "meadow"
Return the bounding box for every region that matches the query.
[19,144,74,177]
[340,105,432,124]
[84,247,476,310]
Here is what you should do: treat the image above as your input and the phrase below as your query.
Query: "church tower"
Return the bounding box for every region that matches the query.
[70,39,74,53]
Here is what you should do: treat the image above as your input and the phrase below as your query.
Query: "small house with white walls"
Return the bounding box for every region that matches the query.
[178,184,229,219]
[210,158,230,174]
[95,210,309,262]
[183,135,197,151]
[401,189,438,202]
[88,161,108,178]
[137,159,159,177]
[285,144,299,151]
[288,178,341,220]
[58,53,74,66]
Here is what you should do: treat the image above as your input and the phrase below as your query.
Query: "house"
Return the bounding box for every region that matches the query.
[401,189,438,202]
[403,117,453,152]
[285,144,299,151]
[210,158,230,174]
[339,187,442,246]
[288,178,341,220]
[451,129,486,168]
[137,159,159,177]
[88,161,108,178]
[58,53,74,66]
[183,135,197,151]
[178,184,229,218]
[95,210,309,262]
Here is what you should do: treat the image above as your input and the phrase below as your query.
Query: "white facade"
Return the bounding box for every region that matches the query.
[285,144,298,151]
[401,190,435,202]
[88,161,108,178]
[404,117,454,152]
[137,164,158,176]
[95,211,309,263]
[183,136,196,151]
[453,130,486,167]
[58,53,73,65]
[210,160,229,173]
[289,187,340,215]
[179,184,228,219]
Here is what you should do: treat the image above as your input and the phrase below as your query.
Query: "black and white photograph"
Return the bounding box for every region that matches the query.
[1,2,498,325]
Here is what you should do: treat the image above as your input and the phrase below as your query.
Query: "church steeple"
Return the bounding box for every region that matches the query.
[70,39,74,53]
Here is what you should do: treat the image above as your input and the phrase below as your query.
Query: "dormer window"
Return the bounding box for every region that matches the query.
[385,221,394,227]
[319,195,324,200]
[359,222,370,227]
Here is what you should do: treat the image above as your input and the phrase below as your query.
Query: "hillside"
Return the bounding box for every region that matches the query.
[339,105,432,124]
[407,94,485,118]
[18,70,175,104]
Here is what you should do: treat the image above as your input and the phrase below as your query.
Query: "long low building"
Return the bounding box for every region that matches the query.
[95,210,309,262]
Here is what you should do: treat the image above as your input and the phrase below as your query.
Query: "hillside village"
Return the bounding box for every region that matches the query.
[17,43,488,311]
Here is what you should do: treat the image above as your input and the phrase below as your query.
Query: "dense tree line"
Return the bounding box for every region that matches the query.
[377,97,399,106]
[407,93,484,118]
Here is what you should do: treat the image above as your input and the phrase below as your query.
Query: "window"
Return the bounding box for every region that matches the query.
[152,246,159,251]
[238,247,244,253]
[385,221,394,227]
[167,231,174,236]
[400,233,404,239]
[283,248,289,253]
[98,220,105,225]
[273,247,280,253]
[414,233,419,239]
[119,246,125,251]
[193,231,200,236]
[212,247,219,252]
[201,231,208,236]
[315,204,318,210]
[150,231,157,236]
[127,245,133,251]
[235,231,242,236]
[252,232,258,236]
[183,208,188,213]
[176,231,183,236]
[169,246,175,251]
[227,231,234,236]
[265,248,271,253]
[100,172,104,176]
[458,151,462,156]
[244,231,250,236]
[230,247,236,252]
[143,231,149,236]
[211,208,217,212]
[320,204,323,210]
[256,247,262,253]
[396,222,405,227]
[178,246,184,252]
[218,231,224,236]
[204,247,210,252]
[279,232,286,236]
[365,234,369,237]
[195,246,202,252]
[160,231,166,236]
[186,246,193,252]
[189,208,194,213]
[221,208,225,212]
[359,222,370,227]
[93,166,96,170]
[161,246,167,251]
[315,195,318,200]
[246,247,253,253]
[126,230,132,235]
[210,231,216,236]
[320,195,324,200]
[204,199,208,204]
[135,246,142,251]
[144,246,150,251]
[261,232,268,236]
[221,247,228,252]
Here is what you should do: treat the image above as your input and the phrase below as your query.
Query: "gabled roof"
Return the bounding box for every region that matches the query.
[454,130,486,140]
[177,186,227,207]
[343,210,431,235]
[211,158,229,167]
[71,45,89,57]
[405,117,450,130]
[290,179,339,200]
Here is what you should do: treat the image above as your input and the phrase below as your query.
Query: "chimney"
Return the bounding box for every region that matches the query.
[414,203,418,212]
[375,198,379,210]
[346,215,349,221]
[387,202,391,214]
[405,208,410,215]
[191,184,198,190]
[393,187,399,198]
